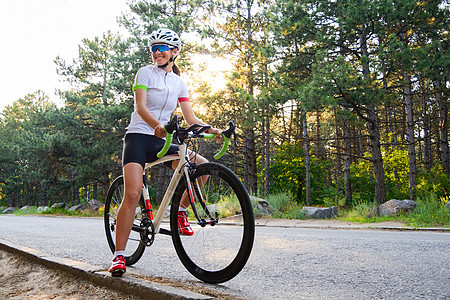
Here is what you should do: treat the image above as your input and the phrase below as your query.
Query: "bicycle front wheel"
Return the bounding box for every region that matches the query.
[170,162,255,283]
[104,175,146,266]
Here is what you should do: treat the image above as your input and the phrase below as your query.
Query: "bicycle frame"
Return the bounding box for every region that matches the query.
[140,142,192,234]
[131,117,235,237]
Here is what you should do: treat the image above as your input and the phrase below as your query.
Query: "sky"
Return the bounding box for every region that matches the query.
[0,0,130,110]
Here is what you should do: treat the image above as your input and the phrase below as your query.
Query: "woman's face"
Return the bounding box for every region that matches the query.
[151,44,178,66]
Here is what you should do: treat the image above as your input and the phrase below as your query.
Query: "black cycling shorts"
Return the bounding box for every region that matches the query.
[122,133,179,168]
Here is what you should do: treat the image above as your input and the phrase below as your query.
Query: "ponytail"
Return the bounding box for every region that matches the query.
[173,63,181,76]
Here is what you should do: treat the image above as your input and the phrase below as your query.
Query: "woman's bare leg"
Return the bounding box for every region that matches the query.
[115,162,143,251]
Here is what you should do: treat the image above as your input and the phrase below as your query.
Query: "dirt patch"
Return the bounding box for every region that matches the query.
[0,250,241,300]
[0,250,143,300]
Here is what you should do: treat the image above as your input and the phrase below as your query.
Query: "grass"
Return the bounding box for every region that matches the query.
[261,192,449,228]
[13,206,40,215]
[399,195,449,228]
[264,193,306,220]
[5,193,449,228]
[338,194,450,228]
[10,206,104,218]
[339,203,401,224]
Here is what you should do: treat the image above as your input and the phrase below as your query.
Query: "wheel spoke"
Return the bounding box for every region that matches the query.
[170,163,254,283]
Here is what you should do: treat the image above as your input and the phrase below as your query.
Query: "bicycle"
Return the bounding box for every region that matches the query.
[104,115,255,283]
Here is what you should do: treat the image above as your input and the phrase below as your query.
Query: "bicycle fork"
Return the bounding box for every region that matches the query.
[184,170,218,227]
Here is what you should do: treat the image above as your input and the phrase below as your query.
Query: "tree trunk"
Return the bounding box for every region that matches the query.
[422,81,432,170]
[265,113,270,196]
[289,101,294,143]
[316,111,323,158]
[100,173,111,205]
[261,112,266,195]
[239,0,258,195]
[404,73,416,200]
[282,104,287,144]
[358,127,365,157]
[342,110,352,203]
[367,111,386,205]
[243,127,257,195]
[302,110,312,205]
[435,80,449,174]
[360,26,385,205]
[93,182,98,201]
[334,109,341,206]
[9,192,17,207]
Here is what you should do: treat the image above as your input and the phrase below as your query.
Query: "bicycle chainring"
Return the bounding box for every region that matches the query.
[140,217,155,247]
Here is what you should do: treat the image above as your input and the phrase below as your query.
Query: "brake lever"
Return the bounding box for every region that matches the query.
[222,121,235,139]
[194,125,211,135]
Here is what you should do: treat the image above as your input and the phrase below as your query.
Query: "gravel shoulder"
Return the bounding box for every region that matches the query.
[0,250,143,300]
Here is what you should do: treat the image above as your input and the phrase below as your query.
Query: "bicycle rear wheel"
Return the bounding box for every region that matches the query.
[104,175,146,266]
[170,162,255,283]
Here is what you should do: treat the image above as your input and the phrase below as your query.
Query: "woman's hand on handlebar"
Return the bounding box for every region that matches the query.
[154,123,166,138]
[208,127,223,141]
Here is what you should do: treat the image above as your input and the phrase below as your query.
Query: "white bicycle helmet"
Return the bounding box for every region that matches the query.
[148,28,182,52]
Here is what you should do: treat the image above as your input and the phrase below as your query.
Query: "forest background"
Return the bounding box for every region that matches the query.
[0,0,448,222]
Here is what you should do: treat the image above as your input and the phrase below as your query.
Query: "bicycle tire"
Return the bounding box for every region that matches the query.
[104,175,146,266]
[170,162,255,283]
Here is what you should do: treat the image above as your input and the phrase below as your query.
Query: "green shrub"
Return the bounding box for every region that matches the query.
[266,192,293,212]
[322,188,346,208]
[400,193,450,227]
[41,207,67,215]
[265,192,306,219]
[14,206,39,215]
[342,201,378,222]
[416,165,450,200]
[339,192,450,227]
[217,195,241,218]
[284,205,307,219]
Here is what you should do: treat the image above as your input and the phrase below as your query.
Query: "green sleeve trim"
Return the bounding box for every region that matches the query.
[132,68,148,92]
[132,85,148,92]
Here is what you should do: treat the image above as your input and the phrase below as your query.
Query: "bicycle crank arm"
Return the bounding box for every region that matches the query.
[159,228,172,236]
[131,224,146,233]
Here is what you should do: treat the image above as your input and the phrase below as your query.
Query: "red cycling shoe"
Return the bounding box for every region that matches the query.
[178,211,194,236]
[108,255,126,277]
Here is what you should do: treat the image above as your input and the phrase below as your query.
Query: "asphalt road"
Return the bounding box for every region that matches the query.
[0,215,449,299]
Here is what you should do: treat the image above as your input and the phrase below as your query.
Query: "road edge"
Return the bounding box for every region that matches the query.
[0,238,212,300]
[254,218,450,232]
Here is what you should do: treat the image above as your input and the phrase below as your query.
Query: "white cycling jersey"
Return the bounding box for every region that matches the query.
[126,65,190,135]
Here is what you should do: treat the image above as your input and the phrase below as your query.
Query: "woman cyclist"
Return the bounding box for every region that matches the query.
[108,28,222,277]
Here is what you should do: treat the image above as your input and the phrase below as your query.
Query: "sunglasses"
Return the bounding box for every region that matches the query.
[150,44,174,53]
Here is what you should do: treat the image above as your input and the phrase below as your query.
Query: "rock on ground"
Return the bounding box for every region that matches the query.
[377,199,417,217]
[301,206,338,219]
